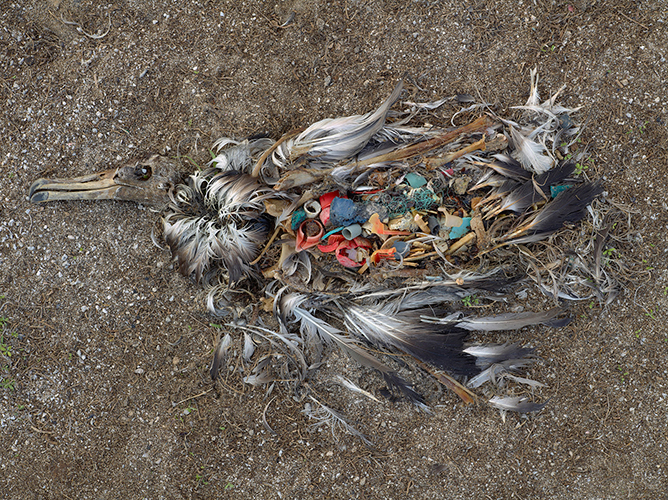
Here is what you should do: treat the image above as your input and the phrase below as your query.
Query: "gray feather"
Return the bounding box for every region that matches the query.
[453,307,569,331]
[489,396,546,414]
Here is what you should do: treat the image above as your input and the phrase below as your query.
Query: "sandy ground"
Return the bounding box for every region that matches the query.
[1,0,667,498]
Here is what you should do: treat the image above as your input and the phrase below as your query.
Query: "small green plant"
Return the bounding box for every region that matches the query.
[209,323,222,329]
[617,365,629,383]
[638,121,649,134]
[0,334,12,358]
[602,247,617,257]
[601,247,617,268]
[0,378,15,390]
[574,162,589,176]
[641,259,654,271]
[0,316,8,328]
[461,295,479,307]
[224,482,235,490]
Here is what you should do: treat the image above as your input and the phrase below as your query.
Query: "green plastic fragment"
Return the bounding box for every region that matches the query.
[550,184,573,198]
[405,172,427,188]
[449,217,471,240]
[410,188,439,211]
[291,208,307,231]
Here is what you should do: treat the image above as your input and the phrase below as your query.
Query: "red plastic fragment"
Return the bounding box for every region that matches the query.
[317,234,371,268]
[295,220,324,252]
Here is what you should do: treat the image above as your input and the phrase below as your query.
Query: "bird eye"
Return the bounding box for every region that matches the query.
[137,166,152,180]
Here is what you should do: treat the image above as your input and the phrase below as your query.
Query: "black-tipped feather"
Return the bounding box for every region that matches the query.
[500,181,603,244]
[486,162,576,217]
[276,291,426,406]
[488,154,532,181]
[342,303,479,376]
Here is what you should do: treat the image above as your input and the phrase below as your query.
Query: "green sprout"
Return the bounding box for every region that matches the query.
[461,294,479,307]
[0,335,12,358]
[195,467,209,486]
[0,378,15,390]
[574,162,589,176]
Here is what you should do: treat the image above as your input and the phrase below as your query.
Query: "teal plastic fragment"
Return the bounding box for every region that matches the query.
[405,172,427,188]
[291,208,308,231]
[550,184,573,198]
[449,217,471,240]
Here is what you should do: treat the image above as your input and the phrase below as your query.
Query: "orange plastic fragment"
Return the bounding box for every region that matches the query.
[369,247,398,265]
[368,213,410,236]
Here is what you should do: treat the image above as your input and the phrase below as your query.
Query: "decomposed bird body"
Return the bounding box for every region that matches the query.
[30,76,619,435]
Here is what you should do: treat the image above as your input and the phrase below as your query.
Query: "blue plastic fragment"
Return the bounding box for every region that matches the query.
[558,114,573,129]
[550,184,573,198]
[405,172,427,188]
[291,208,308,231]
[449,217,471,240]
[392,241,410,258]
[329,197,370,226]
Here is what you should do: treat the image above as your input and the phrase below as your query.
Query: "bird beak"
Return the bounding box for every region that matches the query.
[29,155,181,206]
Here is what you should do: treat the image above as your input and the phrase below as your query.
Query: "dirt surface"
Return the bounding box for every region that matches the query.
[1,1,667,498]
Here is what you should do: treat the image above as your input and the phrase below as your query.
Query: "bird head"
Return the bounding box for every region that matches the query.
[29,155,182,207]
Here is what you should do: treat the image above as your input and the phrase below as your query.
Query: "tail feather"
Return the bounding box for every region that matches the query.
[276,290,426,406]
[500,181,603,244]
[342,303,479,376]
[485,161,576,217]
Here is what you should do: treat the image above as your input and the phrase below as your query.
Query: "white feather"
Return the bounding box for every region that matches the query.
[510,127,554,174]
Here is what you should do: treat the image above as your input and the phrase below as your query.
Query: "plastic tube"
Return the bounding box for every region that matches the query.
[342,224,362,240]
[303,199,321,219]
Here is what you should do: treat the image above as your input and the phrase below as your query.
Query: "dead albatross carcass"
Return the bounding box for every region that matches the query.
[30,75,618,436]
